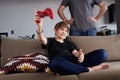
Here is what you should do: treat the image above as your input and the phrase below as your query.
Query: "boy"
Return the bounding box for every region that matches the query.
[34,10,109,75]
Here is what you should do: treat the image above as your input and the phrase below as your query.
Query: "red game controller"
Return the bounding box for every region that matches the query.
[36,8,54,23]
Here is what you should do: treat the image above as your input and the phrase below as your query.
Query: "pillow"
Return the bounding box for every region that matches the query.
[0,53,49,75]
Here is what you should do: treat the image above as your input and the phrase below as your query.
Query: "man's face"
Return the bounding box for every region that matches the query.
[55,27,69,39]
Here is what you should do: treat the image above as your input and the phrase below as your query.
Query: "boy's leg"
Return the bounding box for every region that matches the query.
[48,57,89,75]
[80,49,108,67]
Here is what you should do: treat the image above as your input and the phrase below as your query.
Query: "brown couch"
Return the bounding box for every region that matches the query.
[0,35,120,80]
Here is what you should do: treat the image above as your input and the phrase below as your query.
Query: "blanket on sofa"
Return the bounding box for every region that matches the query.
[0,53,49,75]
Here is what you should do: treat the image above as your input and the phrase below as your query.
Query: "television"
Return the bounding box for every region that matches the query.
[108,4,116,23]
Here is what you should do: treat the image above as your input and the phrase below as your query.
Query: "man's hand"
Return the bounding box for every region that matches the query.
[78,49,84,63]
[66,18,74,24]
[88,16,97,23]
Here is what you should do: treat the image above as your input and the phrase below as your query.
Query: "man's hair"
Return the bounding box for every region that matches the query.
[54,21,69,31]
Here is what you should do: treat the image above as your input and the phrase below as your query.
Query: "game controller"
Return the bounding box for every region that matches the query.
[35,8,54,23]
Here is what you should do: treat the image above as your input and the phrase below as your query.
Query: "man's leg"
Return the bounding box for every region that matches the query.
[69,28,83,36]
[85,28,97,36]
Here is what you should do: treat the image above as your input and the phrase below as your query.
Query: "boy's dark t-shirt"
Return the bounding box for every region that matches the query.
[42,38,78,59]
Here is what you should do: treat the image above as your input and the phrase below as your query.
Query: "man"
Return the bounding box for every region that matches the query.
[58,0,108,36]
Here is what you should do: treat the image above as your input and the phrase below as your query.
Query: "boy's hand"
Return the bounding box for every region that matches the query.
[34,8,43,29]
[78,49,84,63]
[34,8,42,24]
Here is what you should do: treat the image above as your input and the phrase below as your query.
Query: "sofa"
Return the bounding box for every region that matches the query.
[0,34,120,80]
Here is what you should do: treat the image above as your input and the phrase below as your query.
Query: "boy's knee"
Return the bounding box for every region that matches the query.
[98,49,108,61]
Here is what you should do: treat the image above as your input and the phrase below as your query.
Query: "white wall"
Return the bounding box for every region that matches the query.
[0,0,69,38]
[0,0,116,38]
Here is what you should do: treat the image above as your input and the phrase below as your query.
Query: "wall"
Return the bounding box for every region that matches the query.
[0,0,66,38]
[0,0,116,38]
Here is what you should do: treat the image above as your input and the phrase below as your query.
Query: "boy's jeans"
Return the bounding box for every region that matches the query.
[48,49,108,75]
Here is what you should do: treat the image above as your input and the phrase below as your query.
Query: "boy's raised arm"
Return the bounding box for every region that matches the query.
[34,9,47,45]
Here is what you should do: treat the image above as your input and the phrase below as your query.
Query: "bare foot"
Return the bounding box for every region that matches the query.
[45,67,60,76]
[0,70,5,75]
[89,63,109,72]
[45,67,53,74]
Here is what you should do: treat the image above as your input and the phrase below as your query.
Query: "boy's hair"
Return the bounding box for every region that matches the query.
[54,21,69,31]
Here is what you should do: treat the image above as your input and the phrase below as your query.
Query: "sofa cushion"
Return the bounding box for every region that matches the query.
[1,37,48,66]
[67,35,120,61]
[77,61,120,80]
[0,72,79,80]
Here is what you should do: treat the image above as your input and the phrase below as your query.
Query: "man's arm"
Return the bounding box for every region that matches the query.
[34,9,47,45]
[89,1,108,22]
[57,5,68,23]
[95,1,108,21]
[58,5,74,24]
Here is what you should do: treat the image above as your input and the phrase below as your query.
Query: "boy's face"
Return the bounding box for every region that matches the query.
[54,27,69,39]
